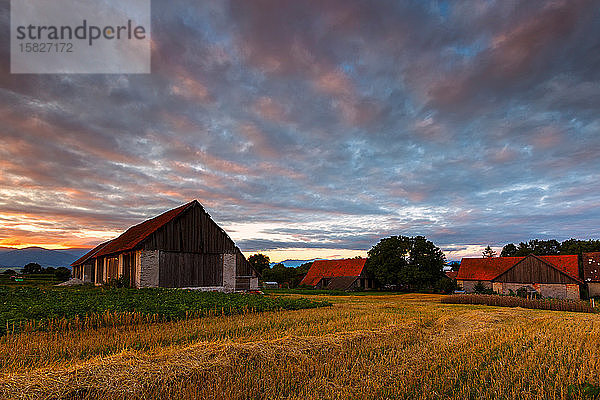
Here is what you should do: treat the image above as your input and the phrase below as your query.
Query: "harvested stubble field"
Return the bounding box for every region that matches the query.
[2,293,600,399]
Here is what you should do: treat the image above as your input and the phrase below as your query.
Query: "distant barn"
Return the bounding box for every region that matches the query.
[71,200,258,291]
[456,254,582,299]
[300,258,375,291]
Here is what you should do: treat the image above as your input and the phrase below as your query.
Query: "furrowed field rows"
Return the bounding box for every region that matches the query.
[0,286,329,335]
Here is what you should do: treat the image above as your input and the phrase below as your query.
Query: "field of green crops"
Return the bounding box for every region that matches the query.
[0,286,330,334]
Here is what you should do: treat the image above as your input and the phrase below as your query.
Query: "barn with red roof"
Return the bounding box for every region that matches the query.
[457,254,582,299]
[300,258,375,290]
[71,200,258,291]
[582,252,600,297]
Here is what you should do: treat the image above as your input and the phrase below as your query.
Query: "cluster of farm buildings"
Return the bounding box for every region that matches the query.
[72,200,600,300]
[455,254,600,300]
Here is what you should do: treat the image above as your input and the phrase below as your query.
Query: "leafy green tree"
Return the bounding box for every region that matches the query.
[482,246,497,258]
[262,263,296,286]
[560,239,600,255]
[248,253,270,276]
[54,267,71,282]
[515,242,534,256]
[23,262,42,274]
[473,281,492,294]
[501,240,562,257]
[435,276,457,294]
[560,239,585,255]
[500,243,517,257]
[365,235,445,288]
[502,238,600,257]
[291,262,312,288]
[531,239,561,255]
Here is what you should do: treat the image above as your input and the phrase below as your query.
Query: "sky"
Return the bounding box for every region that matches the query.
[1,0,600,262]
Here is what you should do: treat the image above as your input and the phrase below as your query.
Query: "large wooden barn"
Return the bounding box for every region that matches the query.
[71,200,258,291]
[456,254,582,299]
[300,258,376,290]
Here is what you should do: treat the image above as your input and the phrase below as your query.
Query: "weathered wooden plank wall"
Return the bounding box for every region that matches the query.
[158,252,223,287]
[236,248,253,277]
[142,205,236,254]
[122,252,136,287]
[494,257,578,284]
[95,258,104,284]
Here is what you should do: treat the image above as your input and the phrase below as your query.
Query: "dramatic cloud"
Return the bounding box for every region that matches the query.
[1,0,600,260]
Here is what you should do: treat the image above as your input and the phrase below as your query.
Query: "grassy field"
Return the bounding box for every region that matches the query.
[1,293,600,399]
[0,273,60,286]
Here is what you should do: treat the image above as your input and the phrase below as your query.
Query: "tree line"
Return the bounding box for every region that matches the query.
[247,254,312,288]
[2,262,71,282]
[499,239,600,257]
[248,237,600,293]
[248,235,455,293]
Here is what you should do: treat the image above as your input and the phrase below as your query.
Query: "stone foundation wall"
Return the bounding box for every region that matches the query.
[538,283,567,299]
[492,282,502,293]
[497,282,534,296]
[460,280,492,292]
[565,284,580,300]
[139,250,159,288]
[588,283,600,298]
[222,253,236,292]
[494,282,579,300]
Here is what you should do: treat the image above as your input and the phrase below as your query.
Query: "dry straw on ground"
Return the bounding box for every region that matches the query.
[2,294,600,399]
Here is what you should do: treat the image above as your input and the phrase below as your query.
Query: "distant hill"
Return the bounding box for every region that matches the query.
[0,247,89,268]
[269,259,317,268]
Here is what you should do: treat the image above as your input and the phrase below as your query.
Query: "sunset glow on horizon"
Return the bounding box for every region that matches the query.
[2,1,600,262]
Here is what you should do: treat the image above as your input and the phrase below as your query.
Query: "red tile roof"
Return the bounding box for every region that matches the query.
[300,258,367,286]
[70,240,111,266]
[583,252,600,282]
[457,254,580,282]
[72,201,195,266]
[445,271,458,280]
[457,257,523,281]
[537,255,580,281]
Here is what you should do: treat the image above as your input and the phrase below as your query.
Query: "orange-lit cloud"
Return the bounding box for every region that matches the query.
[1,0,599,259]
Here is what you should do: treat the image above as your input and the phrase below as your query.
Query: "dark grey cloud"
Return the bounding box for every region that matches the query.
[1,0,600,257]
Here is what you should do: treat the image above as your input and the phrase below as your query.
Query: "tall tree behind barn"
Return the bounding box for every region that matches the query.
[71,200,258,291]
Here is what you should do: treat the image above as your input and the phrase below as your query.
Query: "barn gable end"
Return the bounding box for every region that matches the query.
[492,254,581,285]
[71,200,257,291]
